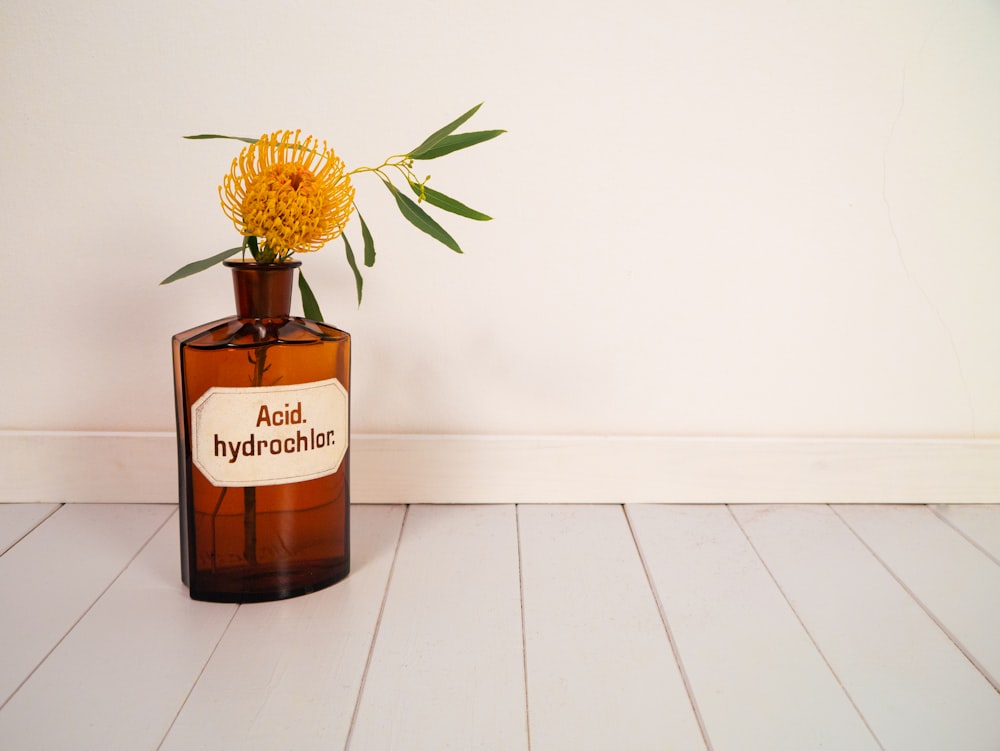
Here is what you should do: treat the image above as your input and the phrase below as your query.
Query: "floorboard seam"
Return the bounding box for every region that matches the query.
[514,505,533,751]
[0,502,63,557]
[623,504,714,751]
[0,506,176,714]
[729,504,887,750]
[156,599,240,750]
[832,504,1000,692]
[929,505,1000,567]
[343,504,410,751]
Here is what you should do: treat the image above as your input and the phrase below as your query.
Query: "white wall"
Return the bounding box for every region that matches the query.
[2,0,998,439]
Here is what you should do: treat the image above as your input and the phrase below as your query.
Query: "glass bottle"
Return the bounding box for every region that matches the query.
[172,260,350,602]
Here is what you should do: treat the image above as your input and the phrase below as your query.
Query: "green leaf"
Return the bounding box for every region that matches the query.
[183,134,259,144]
[409,129,505,160]
[382,179,462,253]
[246,235,263,262]
[343,233,364,305]
[407,103,483,157]
[359,210,376,267]
[160,246,243,284]
[298,269,324,322]
[408,182,492,221]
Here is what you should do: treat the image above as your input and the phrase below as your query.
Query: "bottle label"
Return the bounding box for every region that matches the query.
[191,378,349,487]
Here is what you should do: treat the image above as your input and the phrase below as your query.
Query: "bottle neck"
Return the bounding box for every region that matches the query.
[225,261,301,320]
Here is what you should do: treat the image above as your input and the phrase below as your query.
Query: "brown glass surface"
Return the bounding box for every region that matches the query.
[172,263,350,602]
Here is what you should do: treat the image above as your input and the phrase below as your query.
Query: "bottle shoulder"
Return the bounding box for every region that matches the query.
[173,316,350,349]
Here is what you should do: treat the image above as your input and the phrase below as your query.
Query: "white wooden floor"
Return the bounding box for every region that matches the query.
[0,503,998,750]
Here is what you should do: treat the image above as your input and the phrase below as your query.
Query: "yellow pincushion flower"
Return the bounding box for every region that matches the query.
[220,130,355,261]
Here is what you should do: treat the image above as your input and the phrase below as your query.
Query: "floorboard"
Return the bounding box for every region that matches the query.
[733,504,1000,750]
[0,503,58,555]
[0,511,235,751]
[346,505,528,751]
[0,504,174,708]
[0,501,996,751]
[160,505,406,751]
[628,504,881,751]
[934,503,1000,563]
[518,504,705,750]
[835,504,1000,689]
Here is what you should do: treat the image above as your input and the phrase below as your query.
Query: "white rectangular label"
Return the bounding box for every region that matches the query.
[191,378,349,487]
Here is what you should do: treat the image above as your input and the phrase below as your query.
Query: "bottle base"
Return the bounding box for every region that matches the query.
[187,558,350,603]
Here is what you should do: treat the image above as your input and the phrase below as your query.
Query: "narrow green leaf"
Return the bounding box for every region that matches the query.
[358,210,376,267]
[410,129,505,160]
[298,269,324,322]
[382,179,462,253]
[343,234,364,305]
[247,235,262,262]
[160,246,243,284]
[183,134,259,144]
[408,182,492,221]
[407,102,483,157]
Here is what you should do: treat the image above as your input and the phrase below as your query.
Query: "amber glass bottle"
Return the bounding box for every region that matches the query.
[172,261,350,602]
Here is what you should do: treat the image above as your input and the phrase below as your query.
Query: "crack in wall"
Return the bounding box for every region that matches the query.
[881,65,978,437]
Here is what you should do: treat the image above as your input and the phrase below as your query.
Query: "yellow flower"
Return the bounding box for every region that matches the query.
[220,130,355,260]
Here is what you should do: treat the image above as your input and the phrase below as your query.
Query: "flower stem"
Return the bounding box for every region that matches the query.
[243,337,270,566]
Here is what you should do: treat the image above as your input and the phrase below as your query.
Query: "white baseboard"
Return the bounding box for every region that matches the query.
[0,431,997,504]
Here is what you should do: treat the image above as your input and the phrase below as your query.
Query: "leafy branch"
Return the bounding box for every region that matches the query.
[163,103,505,313]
